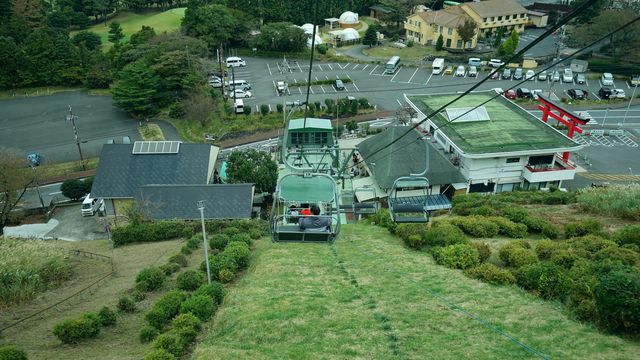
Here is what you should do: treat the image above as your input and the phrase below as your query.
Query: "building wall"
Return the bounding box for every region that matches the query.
[404,14,478,49]
[527,14,548,28]
[111,198,134,218]
[461,4,528,35]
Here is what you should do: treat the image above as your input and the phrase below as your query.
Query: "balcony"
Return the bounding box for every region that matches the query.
[523,156,576,183]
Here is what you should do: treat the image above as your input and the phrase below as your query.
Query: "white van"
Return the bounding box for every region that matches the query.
[81,194,104,216]
[432,58,445,75]
[234,99,244,114]
[226,79,251,90]
[226,56,246,68]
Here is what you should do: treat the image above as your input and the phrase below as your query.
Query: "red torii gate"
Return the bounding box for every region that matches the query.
[536,95,588,163]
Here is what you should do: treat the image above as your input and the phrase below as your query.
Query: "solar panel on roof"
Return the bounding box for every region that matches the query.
[132,141,182,154]
[445,106,490,123]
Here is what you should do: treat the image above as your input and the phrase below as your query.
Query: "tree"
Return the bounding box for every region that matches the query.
[60,179,86,200]
[498,30,518,58]
[108,21,123,46]
[456,19,477,49]
[226,149,277,194]
[181,90,215,126]
[112,60,159,118]
[435,34,443,51]
[572,0,606,25]
[570,8,640,59]
[182,4,241,48]
[11,0,44,29]
[363,26,377,47]
[72,30,102,51]
[0,148,36,235]
[494,26,505,47]
[508,30,519,51]
[254,22,307,52]
[129,25,155,46]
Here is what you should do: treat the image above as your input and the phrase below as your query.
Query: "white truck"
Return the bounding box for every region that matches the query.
[276,81,288,96]
[432,58,445,75]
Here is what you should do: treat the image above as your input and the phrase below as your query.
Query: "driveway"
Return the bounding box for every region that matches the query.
[44,204,108,241]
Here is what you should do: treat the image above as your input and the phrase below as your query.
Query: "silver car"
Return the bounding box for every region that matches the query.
[576,73,586,84]
[552,71,561,82]
[538,71,547,81]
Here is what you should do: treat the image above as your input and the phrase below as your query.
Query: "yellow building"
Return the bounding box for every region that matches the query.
[405,6,478,49]
[405,0,528,49]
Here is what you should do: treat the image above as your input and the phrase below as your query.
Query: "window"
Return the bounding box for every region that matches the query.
[505,15,510,20]
[490,17,495,21]
[483,18,487,22]
[506,157,520,163]
[447,27,453,35]
[456,39,462,48]
[417,21,421,27]
[521,13,526,18]
[446,38,452,47]
[498,16,502,21]
[438,25,443,33]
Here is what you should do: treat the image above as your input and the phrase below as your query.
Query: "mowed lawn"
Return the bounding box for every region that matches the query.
[194,224,640,359]
[75,8,185,46]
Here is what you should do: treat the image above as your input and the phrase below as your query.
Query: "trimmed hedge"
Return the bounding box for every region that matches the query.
[168,254,188,268]
[465,263,516,285]
[499,241,537,268]
[135,267,166,292]
[117,295,137,313]
[153,332,184,358]
[594,265,640,333]
[450,216,500,238]
[145,290,188,329]
[112,221,191,247]
[612,225,640,247]
[98,306,117,326]
[180,294,216,321]
[566,235,617,259]
[160,262,181,276]
[224,241,251,269]
[193,282,227,305]
[488,216,528,238]
[144,349,176,360]
[431,244,480,270]
[535,239,557,261]
[52,312,101,344]
[177,270,205,291]
[565,220,605,239]
[209,234,231,252]
[425,222,468,248]
[515,262,571,300]
[0,345,27,360]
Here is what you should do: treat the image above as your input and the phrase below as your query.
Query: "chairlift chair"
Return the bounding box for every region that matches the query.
[387,176,430,223]
[353,186,379,218]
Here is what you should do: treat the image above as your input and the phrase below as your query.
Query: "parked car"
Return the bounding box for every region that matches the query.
[468,66,478,77]
[468,57,482,67]
[629,75,640,87]
[334,79,345,91]
[567,89,588,100]
[209,69,228,77]
[611,88,626,98]
[229,89,252,98]
[26,152,41,167]
[563,68,574,83]
[525,70,535,80]
[122,136,131,144]
[489,59,504,68]
[276,81,287,95]
[575,73,586,84]
[601,72,614,86]
[513,68,523,80]
[552,71,560,82]
[504,89,517,99]
[598,87,613,99]
[455,65,465,77]
[538,71,547,81]
[502,68,512,79]
[208,76,222,88]
[516,88,533,99]
[490,69,500,79]
[531,89,543,99]
[444,65,454,75]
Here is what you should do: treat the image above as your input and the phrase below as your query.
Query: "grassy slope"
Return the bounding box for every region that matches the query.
[194,224,639,359]
[75,8,185,45]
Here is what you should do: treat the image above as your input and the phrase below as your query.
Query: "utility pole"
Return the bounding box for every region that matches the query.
[231,64,237,111]
[219,43,226,98]
[197,200,212,285]
[548,25,565,100]
[623,84,638,127]
[66,106,86,171]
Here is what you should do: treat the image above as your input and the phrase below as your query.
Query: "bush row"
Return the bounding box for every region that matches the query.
[112,221,193,247]
[201,240,251,283]
[52,306,117,344]
[0,344,27,360]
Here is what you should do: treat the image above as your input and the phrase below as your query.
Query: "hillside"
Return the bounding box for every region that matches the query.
[193,224,639,359]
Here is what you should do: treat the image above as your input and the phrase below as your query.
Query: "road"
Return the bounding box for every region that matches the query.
[0,92,140,164]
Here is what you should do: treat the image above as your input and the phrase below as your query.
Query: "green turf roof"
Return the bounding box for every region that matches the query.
[406,92,580,155]
[288,118,333,131]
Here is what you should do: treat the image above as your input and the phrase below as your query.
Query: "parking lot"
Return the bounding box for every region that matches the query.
[226,56,636,113]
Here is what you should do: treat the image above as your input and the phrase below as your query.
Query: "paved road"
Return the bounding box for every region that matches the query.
[0,92,140,163]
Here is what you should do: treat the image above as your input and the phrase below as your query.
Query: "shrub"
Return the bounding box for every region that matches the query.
[594,265,640,333]
[116,295,135,312]
[168,102,185,119]
[131,289,146,301]
[202,253,238,282]
[243,106,251,115]
[168,254,188,267]
[224,241,250,269]
[276,103,283,113]
[316,43,328,54]
[177,270,205,291]
[230,233,252,246]
[180,245,192,256]
[153,332,183,358]
[395,223,428,249]
[112,221,190,246]
[140,325,160,343]
[209,234,230,252]
[470,242,491,263]
[550,249,578,269]
[180,294,216,321]
[516,262,571,300]
[187,236,201,250]
[541,223,561,239]
[594,246,639,266]
[565,220,605,239]
[432,244,480,270]
[60,179,86,200]
[98,306,117,326]
[450,216,500,238]
[0,345,27,360]
[248,228,263,240]
[371,208,396,233]
[194,283,227,305]
[218,268,235,283]
[535,239,557,260]
[53,312,101,344]
[499,241,536,268]
[145,290,188,329]
[172,313,201,333]
[465,263,516,285]
[612,225,640,247]
[488,216,528,238]
[521,216,548,233]
[567,235,617,259]
[160,262,181,275]
[144,349,176,360]
[135,267,165,292]
[502,206,529,223]
[568,259,598,321]
[424,222,467,247]
[223,226,240,237]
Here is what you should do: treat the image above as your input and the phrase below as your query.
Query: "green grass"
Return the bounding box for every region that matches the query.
[194,224,640,359]
[363,44,447,61]
[407,92,580,154]
[73,8,185,47]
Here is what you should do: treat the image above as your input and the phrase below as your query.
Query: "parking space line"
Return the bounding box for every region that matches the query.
[424,73,433,85]
[298,88,302,94]
[346,74,353,80]
[626,81,631,89]
[314,76,319,81]
[268,104,272,112]
[297,62,303,72]
[362,64,369,71]
[390,69,401,82]
[585,79,589,87]
[408,68,419,83]
[325,75,329,80]
[369,65,378,75]
[267,64,273,76]
[353,64,360,70]
[396,99,403,106]
[320,85,326,93]
[352,82,360,92]
[327,63,333,70]
[310,87,314,94]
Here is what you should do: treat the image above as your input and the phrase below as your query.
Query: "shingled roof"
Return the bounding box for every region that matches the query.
[135,184,254,220]
[91,143,216,198]
[462,0,527,18]
[414,6,472,28]
[357,127,465,190]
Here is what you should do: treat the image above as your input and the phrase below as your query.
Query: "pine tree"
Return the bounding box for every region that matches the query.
[112,60,159,119]
[363,26,377,47]
[108,21,124,46]
[494,26,505,47]
[435,34,444,51]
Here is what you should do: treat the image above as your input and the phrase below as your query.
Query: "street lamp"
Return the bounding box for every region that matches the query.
[66,106,86,171]
[623,84,638,127]
[197,200,212,285]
